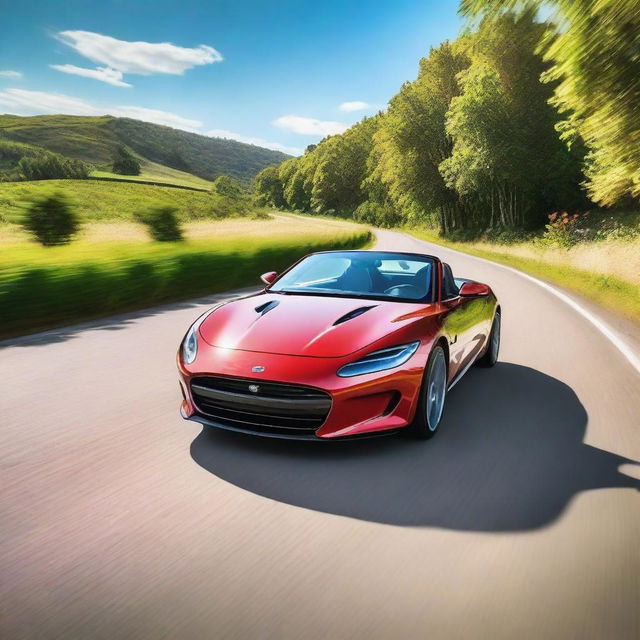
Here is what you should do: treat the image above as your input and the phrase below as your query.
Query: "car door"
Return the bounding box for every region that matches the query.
[439,264,490,383]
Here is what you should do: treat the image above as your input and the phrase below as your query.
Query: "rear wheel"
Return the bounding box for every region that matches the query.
[405,344,447,439]
[477,310,501,368]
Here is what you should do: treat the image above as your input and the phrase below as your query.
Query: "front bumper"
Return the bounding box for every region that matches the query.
[177,343,428,440]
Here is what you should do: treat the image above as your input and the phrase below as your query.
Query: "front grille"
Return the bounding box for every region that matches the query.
[190,376,332,437]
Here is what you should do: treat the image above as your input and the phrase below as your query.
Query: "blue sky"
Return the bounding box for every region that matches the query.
[0,0,462,155]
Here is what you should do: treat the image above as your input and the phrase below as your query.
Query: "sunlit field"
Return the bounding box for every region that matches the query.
[0,179,216,223]
[0,213,369,337]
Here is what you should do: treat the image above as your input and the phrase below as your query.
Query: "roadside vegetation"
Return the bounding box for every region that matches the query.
[410,222,640,325]
[0,214,369,338]
[254,1,640,323]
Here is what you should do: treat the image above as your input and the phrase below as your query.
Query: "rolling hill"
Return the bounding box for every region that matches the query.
[0,114,290,184]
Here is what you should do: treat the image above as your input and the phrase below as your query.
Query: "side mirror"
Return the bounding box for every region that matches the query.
[459,281,490,297]
[260,271,278,285]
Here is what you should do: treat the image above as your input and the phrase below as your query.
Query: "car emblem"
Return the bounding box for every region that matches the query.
[248,384,260,393]
[252,365,265,373]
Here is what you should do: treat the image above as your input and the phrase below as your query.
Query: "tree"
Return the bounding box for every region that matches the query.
[135,206,183,241]
[441,11,584,228]
[21,192,80,246]
[311,118,377,214]
[112,146,141,175]
[372,41,471,232]
[212,175,245,198]
[253,166,286,208]
[460,0,640,206]
[17,152,88,181]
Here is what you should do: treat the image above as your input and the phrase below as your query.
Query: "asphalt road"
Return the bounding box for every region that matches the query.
[2,229,639,639]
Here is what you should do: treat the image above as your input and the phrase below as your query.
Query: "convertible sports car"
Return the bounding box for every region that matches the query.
[177,250,500,440]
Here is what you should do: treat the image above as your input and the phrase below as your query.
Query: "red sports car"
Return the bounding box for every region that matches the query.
[177,250,500,440]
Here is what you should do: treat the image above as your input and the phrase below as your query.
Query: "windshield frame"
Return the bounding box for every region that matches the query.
[266,250,439,304]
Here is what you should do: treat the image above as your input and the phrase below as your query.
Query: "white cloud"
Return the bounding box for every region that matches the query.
[339,101,369,112]
[207,128,301,155]
[56,30,222,76]
[0,88,202,131]
[115,106,201,130]
[272,115,347,136]
[0,70,22,79]
[51,64,132,87]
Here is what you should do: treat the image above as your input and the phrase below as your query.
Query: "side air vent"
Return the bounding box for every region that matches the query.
[254,300,280,315]
[333,305,376,326]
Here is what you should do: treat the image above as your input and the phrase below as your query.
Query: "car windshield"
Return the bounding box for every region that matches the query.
[269,251,435,302]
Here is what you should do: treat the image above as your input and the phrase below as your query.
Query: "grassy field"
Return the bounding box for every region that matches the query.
[0,179,220,226]
[0,215,370,338]
[90,159,215,190]
[409,228,640,325]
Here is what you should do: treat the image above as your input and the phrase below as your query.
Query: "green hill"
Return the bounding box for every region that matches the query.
[0,114,290,184]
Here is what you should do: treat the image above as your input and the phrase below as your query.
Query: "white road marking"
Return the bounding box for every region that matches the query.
[410,235,640,377]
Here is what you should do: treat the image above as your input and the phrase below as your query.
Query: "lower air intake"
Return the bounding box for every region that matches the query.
[190,376,332,437]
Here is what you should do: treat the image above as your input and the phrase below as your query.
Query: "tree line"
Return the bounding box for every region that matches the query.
[254,3,638,234]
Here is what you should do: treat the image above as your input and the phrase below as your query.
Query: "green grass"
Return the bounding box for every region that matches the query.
[90,159,215,190]
[0,228,371,338]
[0,179,219,223]
[408,228,640,326]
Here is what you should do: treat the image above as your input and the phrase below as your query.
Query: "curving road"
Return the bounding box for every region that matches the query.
[2,229,639,639]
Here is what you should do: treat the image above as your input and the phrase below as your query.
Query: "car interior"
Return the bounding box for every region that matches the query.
[273,255,442,301]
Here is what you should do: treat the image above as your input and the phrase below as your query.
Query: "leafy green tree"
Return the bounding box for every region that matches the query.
[112,145,141,176]
[441,12,584,228]
[372,41,470,232]
[311,118,377,214]
[460,0,640,206]
[135,206,183,241]
[278,157,311,211]
[253,166,286,208]
[212,175,245,198]
[21,192,80,246]
[18,152,88,181]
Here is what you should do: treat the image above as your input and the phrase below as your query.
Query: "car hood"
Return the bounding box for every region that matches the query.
[199,293,432,357]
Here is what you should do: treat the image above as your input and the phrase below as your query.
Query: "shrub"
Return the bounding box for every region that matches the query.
[135,205,183,241]
[213,175,245,198]
[17,153,89,180]
[112,146,141,176]
[21,192,80,246]
[538,212,581,248]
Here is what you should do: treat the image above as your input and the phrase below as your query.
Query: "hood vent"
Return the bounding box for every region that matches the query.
[254,300,280,316]
[333,305,376,326]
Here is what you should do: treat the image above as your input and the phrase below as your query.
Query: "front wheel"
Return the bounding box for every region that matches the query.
[405,344,448,439]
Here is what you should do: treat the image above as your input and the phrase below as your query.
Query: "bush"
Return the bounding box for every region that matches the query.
[538,212,581,248]
[135,205,183,241]
[112,146,141,176]
[17,152,89,181]
[213,175,245,198]
[21,192,80,246]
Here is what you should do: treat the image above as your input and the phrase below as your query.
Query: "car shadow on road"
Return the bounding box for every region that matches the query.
[190,362,639,531]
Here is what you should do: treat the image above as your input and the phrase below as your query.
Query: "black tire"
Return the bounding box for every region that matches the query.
[477,309,501,368]
[404,344,448,439]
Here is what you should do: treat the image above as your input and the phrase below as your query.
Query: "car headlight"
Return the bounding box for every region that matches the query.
[182,324,199,364]
[337,341,420,377]
[180,303,224,365]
